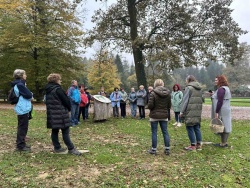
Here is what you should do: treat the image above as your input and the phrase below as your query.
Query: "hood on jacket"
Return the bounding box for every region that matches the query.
[188,81,202,90]
[45,82,61,94]
[11,79,25,87]
[153,86,170,98]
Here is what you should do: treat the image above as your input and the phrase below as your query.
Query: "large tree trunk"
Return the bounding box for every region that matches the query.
[127,0,147,88]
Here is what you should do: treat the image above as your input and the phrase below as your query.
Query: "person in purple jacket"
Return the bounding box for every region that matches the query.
[11,69,33,152]
[211,75,232,147]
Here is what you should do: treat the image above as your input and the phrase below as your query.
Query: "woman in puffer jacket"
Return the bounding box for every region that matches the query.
[147,79,171,155]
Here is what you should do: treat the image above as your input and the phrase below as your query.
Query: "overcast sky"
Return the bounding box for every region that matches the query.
[82,0,250,63]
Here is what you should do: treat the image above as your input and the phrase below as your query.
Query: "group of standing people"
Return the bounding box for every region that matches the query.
[67,80,92,126]
[109,85,148,119]
[147,75,232,155]
[10,69,232,156]
[11,70,89,155]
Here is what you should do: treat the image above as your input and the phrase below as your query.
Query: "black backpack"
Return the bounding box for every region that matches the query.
[8,86,19,105]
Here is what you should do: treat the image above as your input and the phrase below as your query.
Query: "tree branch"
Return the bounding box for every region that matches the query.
[135,0,145,6]
[113,15,130,26]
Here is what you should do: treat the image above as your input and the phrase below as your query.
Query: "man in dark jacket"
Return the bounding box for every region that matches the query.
[147,79,171,155]
[180,75,203,151]
[45,73,81,155]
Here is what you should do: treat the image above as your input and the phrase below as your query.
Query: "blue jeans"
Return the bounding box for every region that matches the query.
[51,127,74,150]
[151,121,170,150]
[130,103,137,117]
[174,112,180,122]
[186,124,202,145]
[70,102,79,125]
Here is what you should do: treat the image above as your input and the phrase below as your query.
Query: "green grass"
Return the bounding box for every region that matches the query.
[0,109,249,187]
[204,97,250,107]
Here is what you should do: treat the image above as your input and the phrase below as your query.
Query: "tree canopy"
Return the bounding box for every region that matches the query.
[86,0,246,87]
[0,0,85,100]
[87,51,121,94]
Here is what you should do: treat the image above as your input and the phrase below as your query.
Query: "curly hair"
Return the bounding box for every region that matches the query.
[216,75,229,87]
[47,73,61,83]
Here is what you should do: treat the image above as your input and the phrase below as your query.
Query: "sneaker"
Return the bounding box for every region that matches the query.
[15,146,31,152]
[164,149,170,155]
[184,145,196,151]
[68,148,82,155]
[173,122,177,126]
[196,144,202,150]
[54,148,67,153]
[148,149,157,155]
[176,122,182,127]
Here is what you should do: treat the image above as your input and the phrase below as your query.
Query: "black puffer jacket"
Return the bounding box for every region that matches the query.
[45,82,71,129]
[148,86,171,119]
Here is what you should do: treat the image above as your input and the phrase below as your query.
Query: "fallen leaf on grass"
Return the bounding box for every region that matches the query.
[37,172,49,179]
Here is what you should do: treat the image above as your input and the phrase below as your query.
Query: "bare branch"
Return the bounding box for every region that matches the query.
[135,0,146,6]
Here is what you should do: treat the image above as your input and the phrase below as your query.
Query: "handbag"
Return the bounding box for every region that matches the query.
[210,118,224,133]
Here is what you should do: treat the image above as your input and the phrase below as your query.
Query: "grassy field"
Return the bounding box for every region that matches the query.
[204,97,250,107]
[0,109,249,187]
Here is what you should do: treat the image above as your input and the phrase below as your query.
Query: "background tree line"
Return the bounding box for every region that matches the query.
[79,43,250,97]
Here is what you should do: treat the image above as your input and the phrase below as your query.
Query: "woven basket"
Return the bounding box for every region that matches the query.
[210,118,224,133]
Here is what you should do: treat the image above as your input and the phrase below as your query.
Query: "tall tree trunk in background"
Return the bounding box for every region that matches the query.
[127,0,147,88]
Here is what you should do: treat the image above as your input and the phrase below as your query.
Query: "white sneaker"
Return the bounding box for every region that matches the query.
[173,122,177,126]
[176,122,182,127]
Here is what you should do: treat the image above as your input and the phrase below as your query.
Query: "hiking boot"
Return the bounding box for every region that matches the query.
[184,145,196,151]
[164,149,170,155]
[148,149,157,155]
[15,146,31,152]
[68,148,82,155]
[196,144,202,150]
[54,148,67,153]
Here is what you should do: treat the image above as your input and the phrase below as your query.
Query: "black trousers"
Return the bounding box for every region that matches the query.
[51,127,74,150]
[120,103,126,117]
[16,113,29,149]
[138,105,145,118]
[78,106,86,121]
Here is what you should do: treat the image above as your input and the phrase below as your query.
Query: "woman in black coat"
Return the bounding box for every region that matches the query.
[45,73,81,155]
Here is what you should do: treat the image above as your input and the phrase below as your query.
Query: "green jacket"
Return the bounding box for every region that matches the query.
[171,91,183,112]
[181,81,203,126]
[148,86,171,119]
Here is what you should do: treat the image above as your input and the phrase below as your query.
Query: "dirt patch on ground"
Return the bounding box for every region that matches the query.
[0,103,249,120]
